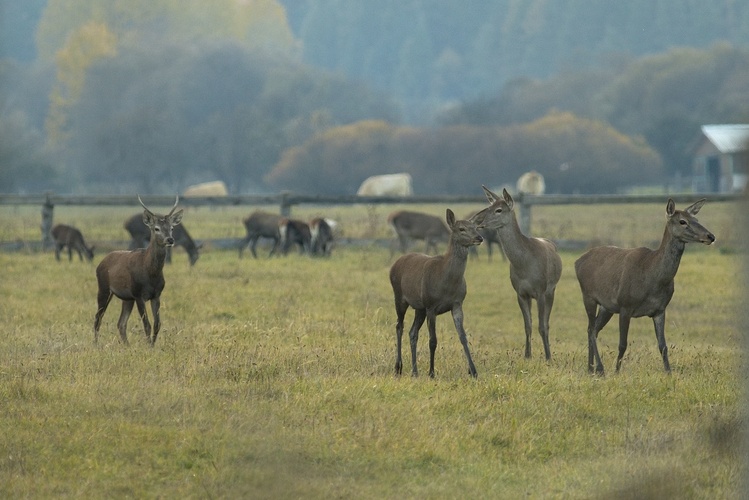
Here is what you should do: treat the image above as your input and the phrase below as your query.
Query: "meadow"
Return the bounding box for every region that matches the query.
[0,200,745,498]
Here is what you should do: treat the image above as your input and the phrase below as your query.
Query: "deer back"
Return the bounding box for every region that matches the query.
[388,210,450,240]
[243,211,283,238]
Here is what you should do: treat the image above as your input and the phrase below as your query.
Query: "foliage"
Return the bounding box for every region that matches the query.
[0,232,742,497]
[265,113,662,194]
[441,43,749,175]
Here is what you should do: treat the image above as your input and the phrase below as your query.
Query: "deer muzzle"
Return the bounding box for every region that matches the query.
[165,237,175,247]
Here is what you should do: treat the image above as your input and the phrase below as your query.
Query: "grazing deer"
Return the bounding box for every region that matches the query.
[390,209,483,378]
[94,196,182,346]
[279,218,312,255]
[388,210,450,256]
[310,217,335,256]
[472,186,562,360]
[574,198,715,374]
[239,211,283,258]
[51,224,95,262]
[124,213,200,266]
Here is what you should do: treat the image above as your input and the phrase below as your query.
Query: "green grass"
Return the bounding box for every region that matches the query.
[0,202,745,498]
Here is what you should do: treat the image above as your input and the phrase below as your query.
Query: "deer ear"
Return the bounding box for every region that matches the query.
[142,211,155,227]
[170,209,184,226]
[446,208,456,227]
[503,188,514,210]
[666,198,676,217]
[685,198,706,215]
[482,185,500,204]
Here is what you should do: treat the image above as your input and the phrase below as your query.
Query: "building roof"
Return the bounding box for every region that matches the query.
[701,124,749,153]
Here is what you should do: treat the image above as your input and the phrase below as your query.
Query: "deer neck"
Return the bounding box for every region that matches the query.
[652,226,686,282]
[496,215,532,262]
[144,238,168,273]
[442,237,470,277]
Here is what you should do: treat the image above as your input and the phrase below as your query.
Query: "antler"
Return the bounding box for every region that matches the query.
[137,195,179,216]
[137,194,154,216]
[168,195,180,216]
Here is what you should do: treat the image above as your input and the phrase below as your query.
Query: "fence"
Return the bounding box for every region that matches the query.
[0,191,743,250]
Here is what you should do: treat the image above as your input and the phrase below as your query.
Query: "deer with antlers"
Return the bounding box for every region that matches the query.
[93,196,182,346]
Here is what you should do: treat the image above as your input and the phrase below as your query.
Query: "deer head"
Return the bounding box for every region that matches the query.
[138,195,183,247]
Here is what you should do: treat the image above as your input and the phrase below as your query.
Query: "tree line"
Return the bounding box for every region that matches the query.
[2,1,749,195]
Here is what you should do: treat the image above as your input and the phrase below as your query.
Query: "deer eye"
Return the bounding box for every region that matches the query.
[679,219,687,225]
[154,227,161,232]
[494,208,502,214]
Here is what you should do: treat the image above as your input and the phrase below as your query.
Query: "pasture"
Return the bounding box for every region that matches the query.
[0,201,745,498]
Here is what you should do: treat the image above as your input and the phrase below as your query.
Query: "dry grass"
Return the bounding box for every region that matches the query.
[0,200,745,498]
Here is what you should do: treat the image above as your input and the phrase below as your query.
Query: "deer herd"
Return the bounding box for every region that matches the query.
[49,189,716,378]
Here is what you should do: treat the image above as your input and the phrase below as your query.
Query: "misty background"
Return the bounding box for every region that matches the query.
[1,0,749,195]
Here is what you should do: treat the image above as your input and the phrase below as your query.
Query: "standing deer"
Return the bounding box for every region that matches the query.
[124,213,200,266]
[388,210,450,256]
[574,198,715,374]
[310,217,335,256]
[51,224,95,262]
[239,211,283,258]
[472,186,562,360]
[94,196,182,346]
[390,209,483,378]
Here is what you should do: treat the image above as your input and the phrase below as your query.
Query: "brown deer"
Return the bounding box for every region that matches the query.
[239,211,283,258]
[388,210,450,256]
[51,224,95,262]
[390,209,483,378]
[472,186,562,360]
[279,218,312,255]
[93,196,182,346]
[310,217,335,256]
[124,213,200,266]
[574,198,715,374]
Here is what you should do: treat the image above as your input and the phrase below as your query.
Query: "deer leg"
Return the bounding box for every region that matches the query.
[54,244,62,261]
[426,310,438,378]
[615,313,632,373]
[93,291,113,344]
[586,301,612,374]
[68,246,74,261]
[117,300,135,345]
[652,312,670,373]
[394,303,408,375]
[452,304,478,378]
[134,299,152,344]
[399,235,409,254]
[517,294,533,358]
[537,292,553,361]
[249,236,259,259]
[150,298,161,346]
[408,309,426,377]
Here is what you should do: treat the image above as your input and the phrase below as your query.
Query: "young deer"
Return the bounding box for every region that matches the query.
[389,209,483,378]
[575,198,715,374]
[51,224,95,262]
[472,186,562,360]
[93,196,182,346]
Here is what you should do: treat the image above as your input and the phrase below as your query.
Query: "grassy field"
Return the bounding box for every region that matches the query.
[0,201,745,498]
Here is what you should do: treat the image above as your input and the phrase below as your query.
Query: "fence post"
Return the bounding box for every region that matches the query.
[279,191,291,217]
[41,193,54,250]
[518,195,532,236]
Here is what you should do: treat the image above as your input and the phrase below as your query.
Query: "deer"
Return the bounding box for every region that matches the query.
[93,196,182,346]
[310,217,335,256]
[50,224,95,262]
[279,218,312,255]
[471,186,562,360]
[124,213,200,266]
[387,210,450,257]
[574,198,715,374]
[239,210,283,258]
[390,208,483,378]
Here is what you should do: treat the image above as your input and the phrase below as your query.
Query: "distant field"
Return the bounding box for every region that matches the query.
[0,198,744,497]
